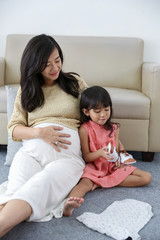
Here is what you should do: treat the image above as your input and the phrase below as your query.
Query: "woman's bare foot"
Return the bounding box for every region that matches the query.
[63,197,84,217]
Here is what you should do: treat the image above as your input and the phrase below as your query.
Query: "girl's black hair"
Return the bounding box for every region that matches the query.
[20,34,80,112]
[80,86,119,136]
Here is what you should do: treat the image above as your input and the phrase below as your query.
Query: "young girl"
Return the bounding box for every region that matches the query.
[63,86,152,217]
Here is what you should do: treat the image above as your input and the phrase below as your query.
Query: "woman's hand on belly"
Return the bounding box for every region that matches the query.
[36,125,71,152]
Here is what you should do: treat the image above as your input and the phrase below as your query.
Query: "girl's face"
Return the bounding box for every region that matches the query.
[83,105,111,125]
[41,48,62,86]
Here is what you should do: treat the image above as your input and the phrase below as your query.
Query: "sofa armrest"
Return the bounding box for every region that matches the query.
[0,57,5,86]
[142,62,160,151]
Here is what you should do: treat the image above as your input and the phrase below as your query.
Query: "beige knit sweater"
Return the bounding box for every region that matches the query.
[8,76,88,141]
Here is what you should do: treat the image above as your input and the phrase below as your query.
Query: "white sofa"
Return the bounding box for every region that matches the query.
[0,34,160,161]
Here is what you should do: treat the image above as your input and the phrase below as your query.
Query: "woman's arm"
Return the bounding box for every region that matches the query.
[79,126,112,163]
[13,125,71,152]
[8,88,28,141]
[8,88,71,151]
[12,125,38,140]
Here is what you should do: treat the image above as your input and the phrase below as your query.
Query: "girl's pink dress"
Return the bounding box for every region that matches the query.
[81,120,136,188]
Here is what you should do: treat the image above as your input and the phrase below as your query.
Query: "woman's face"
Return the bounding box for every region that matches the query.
[41,48,62,86]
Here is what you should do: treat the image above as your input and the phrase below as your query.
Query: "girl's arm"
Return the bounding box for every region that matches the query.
[119,140,125,151]
[114,128,125,152]
[114,127,120,151]
[79,126,112,163]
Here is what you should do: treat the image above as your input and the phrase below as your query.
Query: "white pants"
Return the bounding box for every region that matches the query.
[0,123,85,221]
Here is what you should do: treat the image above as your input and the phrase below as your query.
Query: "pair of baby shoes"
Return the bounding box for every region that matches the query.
[106,142,136,165]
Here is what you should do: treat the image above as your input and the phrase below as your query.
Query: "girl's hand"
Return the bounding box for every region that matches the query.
[113,160,123,170]
[98,147,114,161]
[37,125,71,152]
[113,161,132,170]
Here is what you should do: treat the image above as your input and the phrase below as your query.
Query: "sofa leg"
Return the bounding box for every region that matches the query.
[142,152,155,162]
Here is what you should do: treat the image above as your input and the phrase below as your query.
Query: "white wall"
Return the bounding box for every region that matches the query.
[0,0,160,62]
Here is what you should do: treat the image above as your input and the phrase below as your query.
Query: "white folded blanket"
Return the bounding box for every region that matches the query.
[76,199,153,240]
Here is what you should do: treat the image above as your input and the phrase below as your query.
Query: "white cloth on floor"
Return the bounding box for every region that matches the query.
[76,199,153,240]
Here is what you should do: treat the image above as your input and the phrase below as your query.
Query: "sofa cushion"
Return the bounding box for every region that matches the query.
[5,85,22,166]
[5,35,143,91]
[106,87,150,119]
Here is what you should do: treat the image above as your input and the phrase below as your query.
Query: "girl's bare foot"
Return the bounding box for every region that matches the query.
[0,204,5,212]
[63,197,84,217]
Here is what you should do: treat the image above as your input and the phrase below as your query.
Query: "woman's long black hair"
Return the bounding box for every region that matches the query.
[20,34,80,112]
[80,86,119,136]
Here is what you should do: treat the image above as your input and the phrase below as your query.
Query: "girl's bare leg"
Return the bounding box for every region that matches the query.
[0,199,32,238]
[63,178,94,216]
[118,168,152,187]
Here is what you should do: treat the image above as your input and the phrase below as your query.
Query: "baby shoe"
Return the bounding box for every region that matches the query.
[106,142,119,162]
[119,150,136,164]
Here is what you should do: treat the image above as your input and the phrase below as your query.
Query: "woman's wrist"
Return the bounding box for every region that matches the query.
[33,127,42,139]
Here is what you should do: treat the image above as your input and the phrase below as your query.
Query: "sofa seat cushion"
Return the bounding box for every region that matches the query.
[106,87,150,119]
